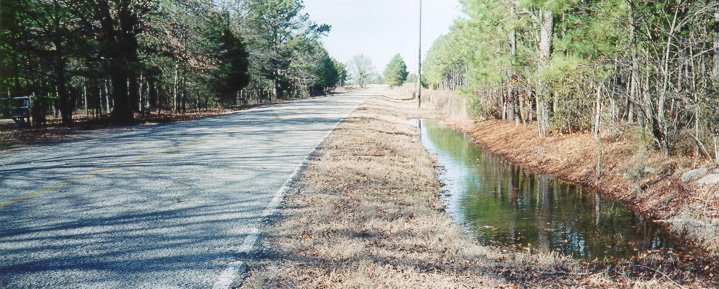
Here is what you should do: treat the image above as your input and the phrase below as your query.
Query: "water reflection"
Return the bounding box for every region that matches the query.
[420,120,676,259]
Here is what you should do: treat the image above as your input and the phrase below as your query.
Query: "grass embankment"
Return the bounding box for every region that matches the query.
[242,88,716,288]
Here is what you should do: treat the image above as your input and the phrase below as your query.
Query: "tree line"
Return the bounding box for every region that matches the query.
[424,0,719,161]
[343,54,410,88]
[0,0,348,126]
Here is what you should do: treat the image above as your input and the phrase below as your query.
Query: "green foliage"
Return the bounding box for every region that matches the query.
[424,34,461,87]
[333,60,348,87]
[2,0,342,126]
[214,24,251,102]
[239,0,333,98]
[382,54,409,88]
[286,35,339,95]
[519,0,575,13]
[316,53,339,90]
[425,0,718,156]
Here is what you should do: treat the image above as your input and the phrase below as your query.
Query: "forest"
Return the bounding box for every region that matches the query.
[0,0,347,126]
[423,0,719,161]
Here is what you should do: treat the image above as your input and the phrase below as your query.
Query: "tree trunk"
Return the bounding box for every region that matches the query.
[713,9,719,83]
[110,66,132,122]
[593,84,602,137]
[156,86,161,115]
[173,63,179,113]
[129,71,139,112]
[695,101,700,160]
[525,74,533,124]
[83,83,88,117]
[7,1,22,97]
[104,78,111,114]
[56,74,72,126]
[654,9,681,155]
[52,0,72,126]
[500,91,506,120]
[713,9,719,164]
[97,0,138,123]
[535,89,543,135]
[537,9,554,137]
[519,94,526,125]
[272,60,280,101]
[31,92,48,127]
[641,50,652,131]
[508,2,518,125]
[148,77,157,113]
[97,81,102,118]
[137,72,143,113]
[626,3,638,124]
[181,66,187,113]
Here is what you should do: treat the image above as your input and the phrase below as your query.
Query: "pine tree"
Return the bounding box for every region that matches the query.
[383,54,409,88]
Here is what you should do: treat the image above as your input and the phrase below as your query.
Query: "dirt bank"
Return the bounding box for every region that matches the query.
[241,88,716,288]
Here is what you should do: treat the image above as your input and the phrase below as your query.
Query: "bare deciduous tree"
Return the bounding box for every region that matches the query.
[347,54,374,88]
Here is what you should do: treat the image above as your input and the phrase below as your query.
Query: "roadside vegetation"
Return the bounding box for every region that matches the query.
[242,88,717,288]
[419,0,719,258]
[423,0,719,161]
[0,0,347,127]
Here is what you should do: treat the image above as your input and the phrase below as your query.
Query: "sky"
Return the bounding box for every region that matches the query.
[303,0,463,74]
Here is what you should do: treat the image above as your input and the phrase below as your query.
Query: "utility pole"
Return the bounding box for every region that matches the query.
[418,0,423,108]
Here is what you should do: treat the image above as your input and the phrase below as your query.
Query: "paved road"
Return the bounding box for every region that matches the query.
[0,91,368,288]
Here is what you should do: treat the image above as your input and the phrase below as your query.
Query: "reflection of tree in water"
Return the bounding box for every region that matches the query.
[537,175,551,253]
[420,120,678,259]
[508,165,518,242]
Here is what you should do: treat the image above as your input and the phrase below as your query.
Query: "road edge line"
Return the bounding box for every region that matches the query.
[211,92,369,289]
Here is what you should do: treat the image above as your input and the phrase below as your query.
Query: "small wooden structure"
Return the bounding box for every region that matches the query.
[0,96,31,125]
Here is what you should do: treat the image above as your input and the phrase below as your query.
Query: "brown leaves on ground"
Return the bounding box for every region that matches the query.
[0,109,239,150]
[241,91,713,288]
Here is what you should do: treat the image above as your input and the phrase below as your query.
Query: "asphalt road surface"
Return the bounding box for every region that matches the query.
[0,90,369,288]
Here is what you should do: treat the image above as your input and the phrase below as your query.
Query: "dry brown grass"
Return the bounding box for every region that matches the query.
[241,88,715,288]
[242,94,509,288]
[384,85,469,120]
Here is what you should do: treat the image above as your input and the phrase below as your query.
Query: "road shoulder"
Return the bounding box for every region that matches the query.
[241,93,510,287]
[240,89,718,288]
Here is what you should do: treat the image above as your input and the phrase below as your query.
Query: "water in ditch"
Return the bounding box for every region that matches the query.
[419,119,679,259]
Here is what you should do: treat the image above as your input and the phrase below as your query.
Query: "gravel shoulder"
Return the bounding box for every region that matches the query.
[241,88,716,288]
